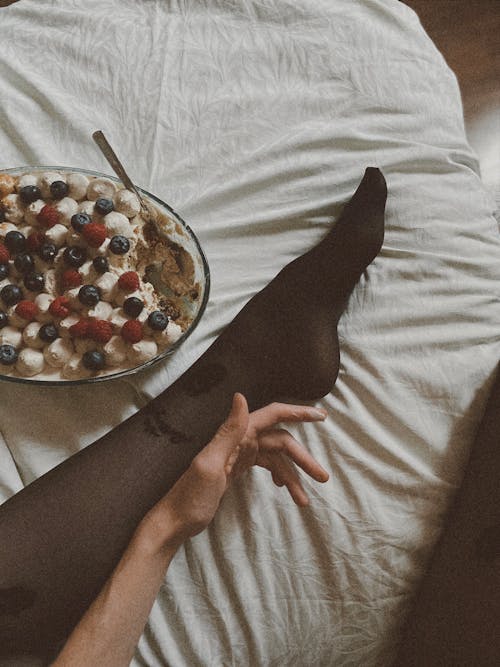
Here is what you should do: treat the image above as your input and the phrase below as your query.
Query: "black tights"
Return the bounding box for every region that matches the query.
[0,168,387,661]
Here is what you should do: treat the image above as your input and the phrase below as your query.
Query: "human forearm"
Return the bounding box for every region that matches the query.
[52,522,178,667]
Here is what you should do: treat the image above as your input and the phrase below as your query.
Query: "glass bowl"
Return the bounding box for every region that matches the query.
[0,166,210,385]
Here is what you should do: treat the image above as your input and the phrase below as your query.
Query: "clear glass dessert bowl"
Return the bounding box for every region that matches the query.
[0,166,210,385]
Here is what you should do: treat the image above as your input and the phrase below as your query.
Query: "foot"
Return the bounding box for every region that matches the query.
[177,167,387,408]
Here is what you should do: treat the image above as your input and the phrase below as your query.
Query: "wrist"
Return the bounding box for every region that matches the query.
[134,506,185,561]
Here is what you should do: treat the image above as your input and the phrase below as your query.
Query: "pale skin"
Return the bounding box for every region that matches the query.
[52,393,329,666]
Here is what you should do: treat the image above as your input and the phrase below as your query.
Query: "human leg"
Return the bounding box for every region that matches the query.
[0,167,387,660]
[395,362,500,666]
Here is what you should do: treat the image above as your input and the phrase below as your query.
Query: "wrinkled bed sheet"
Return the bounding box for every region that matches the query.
[1,1,500,665]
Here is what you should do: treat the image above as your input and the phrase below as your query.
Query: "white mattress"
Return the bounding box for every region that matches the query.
[1,1,500,665]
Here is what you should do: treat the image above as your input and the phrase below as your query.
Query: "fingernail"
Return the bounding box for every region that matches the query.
[311,408,327,420]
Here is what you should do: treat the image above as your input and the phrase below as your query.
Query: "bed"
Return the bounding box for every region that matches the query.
[1,1,500,665]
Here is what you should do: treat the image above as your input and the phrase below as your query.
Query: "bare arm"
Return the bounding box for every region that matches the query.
[52,394,329,666]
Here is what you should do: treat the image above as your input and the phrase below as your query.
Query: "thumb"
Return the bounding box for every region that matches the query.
[208,393,249,461]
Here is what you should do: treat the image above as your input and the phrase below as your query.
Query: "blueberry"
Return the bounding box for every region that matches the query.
[50,180,69,200]
[24,271,45,293]
[0,344,18,366]
[123,296,144,318]
[19,185,41,204]
[38,323,59,343]
[1,284,22,306]
[109,235,130,255]
[4,231,26,254]
[94,198,114,215]
[78,284,100,307]
[38,243,57,263]
[82,349,105,371]
[148,310,168,331]
[0,263,9,280]
[71,212,91,233]
[0,310,8,328]
[14,252,35,274]
[92,256,109,274]
[63,246,87,268]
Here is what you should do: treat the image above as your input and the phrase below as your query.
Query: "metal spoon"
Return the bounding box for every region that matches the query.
[92,130,160,225]
[92,130,177,296]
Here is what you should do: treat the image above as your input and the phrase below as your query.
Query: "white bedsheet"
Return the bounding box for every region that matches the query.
[1,1,500,665]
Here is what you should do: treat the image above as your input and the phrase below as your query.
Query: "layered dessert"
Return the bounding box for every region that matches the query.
[0,169,204,381]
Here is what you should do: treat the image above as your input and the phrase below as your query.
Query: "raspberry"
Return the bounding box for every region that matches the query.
[15,300,39,321]
[121,319,143,343]
[82,222,106,248]
[69,318,90,338]
[38,205,59,228]
[61,269,82,289]
[26,231,46,252]
[49,296,71,319]
[88,318,113,344]
[0,244,10,263]
[118,271,140,292]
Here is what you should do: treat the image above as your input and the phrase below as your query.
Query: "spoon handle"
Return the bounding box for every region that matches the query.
[92,130,146,206]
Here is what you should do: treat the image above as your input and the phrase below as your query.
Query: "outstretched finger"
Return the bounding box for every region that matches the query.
[249,402,327,432]
[265,453,310,507]
[259,429,329,483]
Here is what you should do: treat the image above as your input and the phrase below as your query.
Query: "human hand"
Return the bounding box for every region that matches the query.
[142,393,329,552]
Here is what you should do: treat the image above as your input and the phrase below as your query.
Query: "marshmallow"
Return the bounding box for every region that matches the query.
[34,293,54,323]
[0,174,16,198]
[43,269,57,297]
[86,300,113,320]
[103,335,128,366]
[45,223,68,246]
[127,339,158,364]
[114,189,141,218]
[22,321,45,349]
[44,338,74,368]
[59,313,81,337]
[86,177,117,201]
[78,200,95,217]
[109,307,128,331]
[2,193,24,223]
[0,222,17,238]
[94,271,118,300]
[55,197,78,226]
[6,306,26,329]
[104,211,133,238]
[37,171,65,199]
[17,174,38,190]
[16,348,45,376]
[67,173,90,201]
[24,199,45,225]
[62,353,93,379]
[0,325,23,348]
